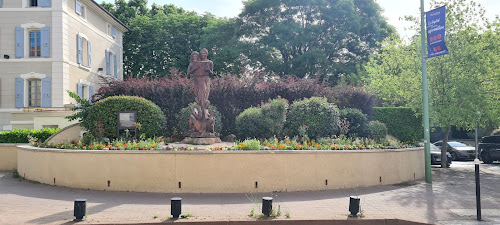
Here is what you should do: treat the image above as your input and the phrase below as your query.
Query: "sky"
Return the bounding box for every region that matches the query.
[100,0,500,38]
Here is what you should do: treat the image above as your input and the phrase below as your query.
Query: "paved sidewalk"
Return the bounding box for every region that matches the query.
[0,163,499,225]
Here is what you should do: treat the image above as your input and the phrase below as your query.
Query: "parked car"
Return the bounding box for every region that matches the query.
[433,141,476,160]
[430,143,452,167]
[478,135,500,164]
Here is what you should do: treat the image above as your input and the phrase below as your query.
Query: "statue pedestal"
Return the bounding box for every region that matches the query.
[182,137,222,145]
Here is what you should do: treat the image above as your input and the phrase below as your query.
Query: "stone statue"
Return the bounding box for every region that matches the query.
[183,49,220,144]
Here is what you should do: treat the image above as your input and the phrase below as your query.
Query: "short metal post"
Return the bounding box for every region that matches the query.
[171,197,182,219]
[73,199,87,221]
[475,159,481,221]
[262,197,273,217]
[349,196,360,217]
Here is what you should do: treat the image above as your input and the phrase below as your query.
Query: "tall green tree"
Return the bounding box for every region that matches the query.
[238,0,394,83]
[365,0,500,167]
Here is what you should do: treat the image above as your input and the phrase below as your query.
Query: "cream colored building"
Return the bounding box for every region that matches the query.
[0,0,129,130]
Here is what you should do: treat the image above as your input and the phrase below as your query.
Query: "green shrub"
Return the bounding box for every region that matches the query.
[285,97,339,139]
[236,139,261,150]
[236,98,289,139]
[0,128,60,143]
[236,107,268,139]
[339,108,369,137]
[368,121,388,140]
[373,107,421,143]
[84,96,165,140]
[178,102,222,134]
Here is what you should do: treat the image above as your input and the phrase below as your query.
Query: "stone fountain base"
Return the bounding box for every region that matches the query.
[181,137,221,145]
[182,132,221,145]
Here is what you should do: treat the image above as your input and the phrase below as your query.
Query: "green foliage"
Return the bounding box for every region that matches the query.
[238,0,394,84]
[368,121,388,140]
[65,91,93,123]
[85,96,165,140]
[236,98,289,139]
[339,108,369,137]
[178,102,222,134]
[102,0,393,82]
[373,107,421,143]
[366,0,500,132]
[235,139,261,150]
[0,128,59,143]
[285,97,340,139]
[236,107,267,139]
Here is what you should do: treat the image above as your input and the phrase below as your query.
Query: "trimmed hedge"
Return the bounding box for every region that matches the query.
[85,96,165,139]
[373,107,422,143]
[285,97,339,139]
[178,102,222,134]
[368,121,388,140]
[0,128,60,143]
[339,108,369,137]
[236,98,289,139]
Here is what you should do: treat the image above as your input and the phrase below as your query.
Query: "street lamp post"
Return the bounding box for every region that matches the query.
[420,0,432,184]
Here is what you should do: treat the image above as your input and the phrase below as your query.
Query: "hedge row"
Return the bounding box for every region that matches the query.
[373,107,422,143]
[95,71,375,137]
[0,128,60,143]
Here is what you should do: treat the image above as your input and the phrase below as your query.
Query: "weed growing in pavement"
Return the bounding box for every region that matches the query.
[180,212,193,218]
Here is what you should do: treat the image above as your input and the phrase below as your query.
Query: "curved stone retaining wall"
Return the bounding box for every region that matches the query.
[17,146,424,193]
[0,144,22,170]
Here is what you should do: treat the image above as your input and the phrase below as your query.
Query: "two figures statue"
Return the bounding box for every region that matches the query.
[184,48,219,142]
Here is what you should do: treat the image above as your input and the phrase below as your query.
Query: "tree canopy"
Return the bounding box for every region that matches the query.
[365,0,500,133]
[102,0,394,82]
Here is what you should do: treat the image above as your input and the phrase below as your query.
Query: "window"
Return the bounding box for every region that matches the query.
[28,0,50,7]
[29,30,41,57]
[105,50,117,77]
[82,38,88,67]
[77,34,91,67]
[108,24,117,38]
[76,0,86,18]
[28,79,41,107]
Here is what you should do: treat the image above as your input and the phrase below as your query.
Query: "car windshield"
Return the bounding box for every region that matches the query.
[449,142,467,147]
[429,144,440,151]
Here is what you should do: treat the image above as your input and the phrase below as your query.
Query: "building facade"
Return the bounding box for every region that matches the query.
[0,0,128,130]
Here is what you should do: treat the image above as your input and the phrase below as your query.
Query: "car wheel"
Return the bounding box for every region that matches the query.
[451,152,458,160]
[481,151,493,164]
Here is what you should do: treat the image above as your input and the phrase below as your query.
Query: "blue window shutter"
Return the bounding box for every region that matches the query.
[77,34,82,64]
[39,0,51,7]
[114,54,118,78]
[77,83,83,99]
[105,50,110,75]
[87,41,91,68]
[112,26,116,38]
[15,27,24,58]
[0,0,3,8]
[41,77,51,107]
[75,0,81,15]
[15,78,24,108]
[89,85,94,99]
[41,27,50,58]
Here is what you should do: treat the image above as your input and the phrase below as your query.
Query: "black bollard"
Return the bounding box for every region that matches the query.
[349,196,360,217]
[73,199,87,221]
[171,197,182,219]
[262,197,273,217]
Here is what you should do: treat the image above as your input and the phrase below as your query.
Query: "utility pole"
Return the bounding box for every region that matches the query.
[420,0,432,183]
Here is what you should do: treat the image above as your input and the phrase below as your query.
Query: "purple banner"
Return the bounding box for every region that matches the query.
[426,5,449,58]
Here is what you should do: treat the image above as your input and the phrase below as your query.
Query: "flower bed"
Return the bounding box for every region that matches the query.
[31,135,414,151]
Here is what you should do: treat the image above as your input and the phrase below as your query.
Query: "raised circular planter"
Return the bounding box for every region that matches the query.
[17,145,424,193]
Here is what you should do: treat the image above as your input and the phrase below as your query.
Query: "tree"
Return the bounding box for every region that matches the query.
[238,0,394,83]
[365,0,500,167]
